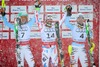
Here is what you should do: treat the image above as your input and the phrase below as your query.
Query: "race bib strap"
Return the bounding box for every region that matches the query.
[42,42,57,48]
[19,41,30,46]
[73,41,85,44]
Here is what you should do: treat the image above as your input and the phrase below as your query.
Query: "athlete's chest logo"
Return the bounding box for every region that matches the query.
[18,26,28,32]
[18,26,29,38]
[76,28,86,33]
[73,27,86,39]
[44,28,55,32]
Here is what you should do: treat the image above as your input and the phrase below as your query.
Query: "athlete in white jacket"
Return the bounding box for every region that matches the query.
[1,8,36,67]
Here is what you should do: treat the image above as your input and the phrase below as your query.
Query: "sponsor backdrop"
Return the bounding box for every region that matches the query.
[0,0,99,67]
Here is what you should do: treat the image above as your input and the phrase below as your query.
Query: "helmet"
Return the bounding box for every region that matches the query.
[18,12,28,17]
[45,15,53,22]
[77,13,84,18]
[46,15,52,20]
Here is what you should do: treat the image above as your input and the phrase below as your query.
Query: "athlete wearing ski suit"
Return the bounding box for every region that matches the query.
[41,23,58,67]
[35,11,69,67]
[64,13,92,67]
[2,12,36,67]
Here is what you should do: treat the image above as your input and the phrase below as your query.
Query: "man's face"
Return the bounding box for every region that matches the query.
[45,15,53,27]
[20,16,28,24]
[45,19,53,27]
[46,19,52,24]
[76,16,84,24]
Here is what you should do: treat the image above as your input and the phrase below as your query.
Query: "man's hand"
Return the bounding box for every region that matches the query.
[65,5,72,16]
[0,8,6,16]
[68,45,72,56]
[34,0,41,11]
[90,42,95,54]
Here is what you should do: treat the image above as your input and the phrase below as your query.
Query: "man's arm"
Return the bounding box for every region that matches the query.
[35,10,42,29]
[1,8,14,30]
[64,16,74,31]
[27,16,36,27]
[59,12,66,26]
[59,12,73,31]
[2,16,14,30]
[27,0,41,27]
[64,5,74,31]
[27,10,41,28]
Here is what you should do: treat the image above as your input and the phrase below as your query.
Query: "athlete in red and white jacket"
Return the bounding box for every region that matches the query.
[35,7,70,66]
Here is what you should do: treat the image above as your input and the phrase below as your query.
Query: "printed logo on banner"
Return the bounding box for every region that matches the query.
[11,6,26,13]
[78,5,93,12]
[84,13,93,20]
[46,14,60,21]
[45,6,60,12]
[62,5,77,12]
[31,23,39,30]
[62,31,72,38]
[0,15,9,22]
[30,32,41,39]
[28,6,44,13]
[28,14,43,21]
[2,32,9,39]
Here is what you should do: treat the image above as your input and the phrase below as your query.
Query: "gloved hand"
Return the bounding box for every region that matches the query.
[65,5,72,16]
[0,8,6,16]
[34,0,41,11]
[90,42,95,54]
[68,45,72,56]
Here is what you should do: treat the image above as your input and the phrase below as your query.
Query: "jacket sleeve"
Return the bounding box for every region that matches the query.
[2,16,14,30]
[64,16,74,31]
[27,16,36,27]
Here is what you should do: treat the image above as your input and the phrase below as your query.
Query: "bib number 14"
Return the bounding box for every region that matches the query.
[47,33,55,38]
